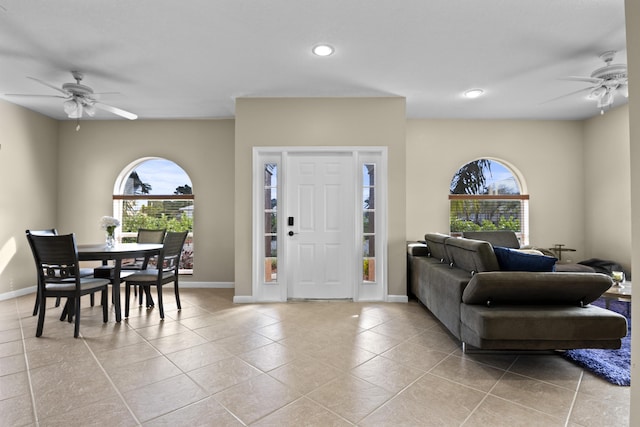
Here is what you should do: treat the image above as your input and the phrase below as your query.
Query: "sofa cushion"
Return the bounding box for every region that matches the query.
[460,304,627,343]
[462,271,613,306]
[445,237,500,274]
[423,233,450,263]
[493,246,557,272]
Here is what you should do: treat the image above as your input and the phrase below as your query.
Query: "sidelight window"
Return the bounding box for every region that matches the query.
[264,163,278,283]
[363,163,376,282]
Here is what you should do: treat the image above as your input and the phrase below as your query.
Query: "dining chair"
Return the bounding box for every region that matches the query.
[27,229,97,316]
[122,228,166,306]
[27,229,60,315]
[124,230,188,319]
[122,228,167,269]
[26,233,110,338]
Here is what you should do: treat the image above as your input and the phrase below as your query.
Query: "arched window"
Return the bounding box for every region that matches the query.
[449,158,529,245]
[113,157,194,273]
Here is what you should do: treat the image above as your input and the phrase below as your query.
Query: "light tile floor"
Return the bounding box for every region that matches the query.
[0,288,630,426]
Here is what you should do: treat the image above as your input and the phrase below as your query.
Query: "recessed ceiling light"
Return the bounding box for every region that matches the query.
[464,89,484,99]
[312,44,334,57]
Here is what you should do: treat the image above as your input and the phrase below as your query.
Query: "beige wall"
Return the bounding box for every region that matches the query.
[406,119,590,261]
[0,100,59,296]
[234,97,407,298]
[56,119,236,284]
[584,105,631,271]
[1,97,632,301]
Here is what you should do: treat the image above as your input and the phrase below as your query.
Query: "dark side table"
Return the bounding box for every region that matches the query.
[548,244,576,261]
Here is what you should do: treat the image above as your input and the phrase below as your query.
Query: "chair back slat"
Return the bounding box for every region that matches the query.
[159,231,188,271]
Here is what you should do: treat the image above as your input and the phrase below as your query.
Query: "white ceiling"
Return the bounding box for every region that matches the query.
[0,0,628,121]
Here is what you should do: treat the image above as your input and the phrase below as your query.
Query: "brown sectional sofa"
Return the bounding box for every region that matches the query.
[407,233,627,352]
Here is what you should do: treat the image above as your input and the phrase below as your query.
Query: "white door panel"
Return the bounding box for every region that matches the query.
[288,153,354,299]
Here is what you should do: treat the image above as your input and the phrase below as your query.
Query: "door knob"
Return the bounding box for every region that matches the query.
[288,231,297,236]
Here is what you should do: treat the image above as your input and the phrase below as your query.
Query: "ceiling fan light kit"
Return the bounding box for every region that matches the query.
[561,50,628,115]
[63,99,82,118]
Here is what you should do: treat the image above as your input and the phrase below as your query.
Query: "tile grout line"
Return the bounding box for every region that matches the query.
[563,370,584,427]
[80,322,143,426]
[16,300,40,427]
[459,354,520,426]
[120,304,242,424]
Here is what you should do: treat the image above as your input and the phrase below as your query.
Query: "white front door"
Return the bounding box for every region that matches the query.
[286,152,355,299]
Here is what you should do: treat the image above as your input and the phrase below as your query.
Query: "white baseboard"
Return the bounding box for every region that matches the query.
[0,282,233,302]
[233,295,255,304]
[238,295,408,304]
[179,281,234,289]
[386,294,409,303]
[1,284,406,306]
[0,286,36,302]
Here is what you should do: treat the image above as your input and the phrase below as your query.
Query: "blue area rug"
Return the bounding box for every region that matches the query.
[562,299,631,386]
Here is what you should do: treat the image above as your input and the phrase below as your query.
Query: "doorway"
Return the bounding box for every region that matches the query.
[252,147,387,302]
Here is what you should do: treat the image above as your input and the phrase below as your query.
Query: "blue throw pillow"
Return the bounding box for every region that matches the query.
[493,246,558,272]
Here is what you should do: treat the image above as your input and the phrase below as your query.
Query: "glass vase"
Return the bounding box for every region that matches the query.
[106,232,115,248]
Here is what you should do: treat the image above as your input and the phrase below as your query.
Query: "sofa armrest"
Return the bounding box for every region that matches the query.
[462,272,613,306]
[407,241,429,257]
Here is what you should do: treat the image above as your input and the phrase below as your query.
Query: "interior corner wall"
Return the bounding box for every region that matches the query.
[0,100,59,297]
[56,119,236,285]
[234,97,407,299]
[406,119,587,260]
[625,0,640,422]
[583,105,631,271]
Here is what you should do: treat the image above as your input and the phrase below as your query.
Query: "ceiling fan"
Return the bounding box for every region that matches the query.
[560,51,628,115]
[5,71,138,123]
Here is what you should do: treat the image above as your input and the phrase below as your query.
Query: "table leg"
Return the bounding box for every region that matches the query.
[113,259,122,322]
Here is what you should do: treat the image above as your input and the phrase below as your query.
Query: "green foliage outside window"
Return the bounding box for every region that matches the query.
[122,212,193,233]
[450,216,520,232]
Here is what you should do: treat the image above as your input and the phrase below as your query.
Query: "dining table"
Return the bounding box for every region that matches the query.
[77,243,163,322]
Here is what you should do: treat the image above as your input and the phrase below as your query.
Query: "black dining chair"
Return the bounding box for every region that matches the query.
[26,233,110,338]
[124,230,188,319]
[27,229,59,315]
[122,228,167,270]
[122,228,166,306]
[27,229,96,316]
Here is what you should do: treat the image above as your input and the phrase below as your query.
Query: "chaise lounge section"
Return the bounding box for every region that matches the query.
[407,233,627,352]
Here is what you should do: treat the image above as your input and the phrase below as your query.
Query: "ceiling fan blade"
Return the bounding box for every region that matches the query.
[4,93,68,99]
[561,76,603,85]
[542,86,596,104]
[27,76,70,96]
[94,102,138,120]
